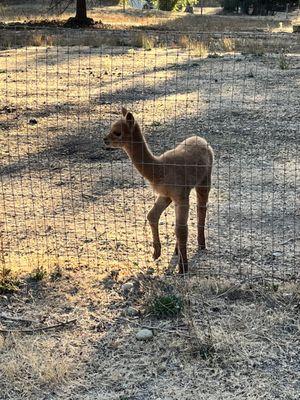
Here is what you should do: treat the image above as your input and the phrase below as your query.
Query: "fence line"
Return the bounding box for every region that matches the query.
[0,28,299,282]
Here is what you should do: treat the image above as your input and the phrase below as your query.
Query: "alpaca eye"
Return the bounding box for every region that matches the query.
[115,131,121,137]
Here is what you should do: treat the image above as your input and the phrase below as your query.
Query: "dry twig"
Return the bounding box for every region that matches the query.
[0,313,38,324]
[0,319,77,334]
[280,236,300,245]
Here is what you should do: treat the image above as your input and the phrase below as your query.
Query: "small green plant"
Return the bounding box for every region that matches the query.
[0,267,20,294]
[0,235,19,294]
[221,0,239,12]
[196,341,216,360]
[155,0,196,11]
[50,265,63,281]
[151,121,161,127]
[156,0,177,11]
[30,266,47,282]
[278,51,289,70]
[150,294,183,318]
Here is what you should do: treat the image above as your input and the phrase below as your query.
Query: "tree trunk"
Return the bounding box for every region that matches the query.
[64,0,94,27]
[75,0,87,22]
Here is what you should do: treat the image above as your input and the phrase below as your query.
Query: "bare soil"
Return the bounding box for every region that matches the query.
[0,28,299,400]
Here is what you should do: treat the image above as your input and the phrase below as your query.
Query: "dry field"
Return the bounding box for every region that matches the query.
[0,26,299,400]
[1,0,300,32]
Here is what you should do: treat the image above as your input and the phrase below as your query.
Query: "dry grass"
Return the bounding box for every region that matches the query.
[235,37,267,55]
[1,271,299,399]
[178,35,209,57]
[221,36,235,52]
[0,29,158,51]
[0,334,80,398]
[1,28,295,60]
[1,1,299,33]
[0,17,299,400]
[151,12,297,33]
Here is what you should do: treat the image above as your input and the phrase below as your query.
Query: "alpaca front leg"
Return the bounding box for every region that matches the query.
[175,202,190,274]
[147,196,172,260]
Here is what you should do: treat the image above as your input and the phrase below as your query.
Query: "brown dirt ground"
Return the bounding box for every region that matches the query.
[0,28,299,399]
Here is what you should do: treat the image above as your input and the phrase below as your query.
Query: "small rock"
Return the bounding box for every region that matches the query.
[136,328,153,341]
[282,292,292,298]
[63,306,73,313]
[146,267,155,275]
[121,282,134,293]
[29,118,37,125]
[273,251,283,257]
[125,306,139,317]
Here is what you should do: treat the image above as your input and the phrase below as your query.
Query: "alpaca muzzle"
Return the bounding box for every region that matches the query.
[103,136,117,151]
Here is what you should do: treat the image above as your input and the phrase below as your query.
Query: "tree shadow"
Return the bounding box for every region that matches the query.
[0,124,125,177]
[145,12,281,33]
[1,54,207,180]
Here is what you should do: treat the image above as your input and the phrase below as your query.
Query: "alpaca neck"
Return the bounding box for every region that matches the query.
[124,125,159,183]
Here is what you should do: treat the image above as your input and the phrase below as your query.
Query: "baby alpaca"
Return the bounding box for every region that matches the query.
[104,107,213,273]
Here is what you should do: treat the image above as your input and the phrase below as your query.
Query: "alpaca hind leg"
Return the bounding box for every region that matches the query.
[196,186,210,250]
[175,201,190,274]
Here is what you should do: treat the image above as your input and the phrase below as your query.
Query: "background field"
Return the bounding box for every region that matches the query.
[1,0,300,31]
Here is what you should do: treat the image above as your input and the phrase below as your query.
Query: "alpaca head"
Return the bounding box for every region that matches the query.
[104,107,137,149]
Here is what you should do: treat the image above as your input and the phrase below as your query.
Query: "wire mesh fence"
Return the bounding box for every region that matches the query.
[0,27,299,283]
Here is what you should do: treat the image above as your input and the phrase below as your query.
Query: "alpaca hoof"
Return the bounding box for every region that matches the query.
[178,262,188,274]
[198,241,206,250]
[153,244,161,260]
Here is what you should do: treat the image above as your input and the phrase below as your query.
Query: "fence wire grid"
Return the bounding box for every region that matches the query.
[0,27,299,282]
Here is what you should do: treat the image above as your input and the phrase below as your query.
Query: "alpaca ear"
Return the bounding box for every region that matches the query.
[126,112,135,128]
[121,107,128,117]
